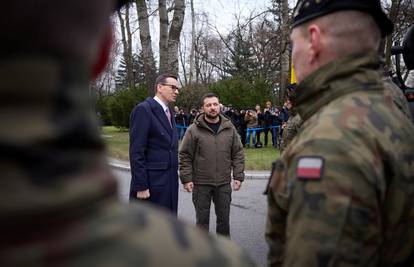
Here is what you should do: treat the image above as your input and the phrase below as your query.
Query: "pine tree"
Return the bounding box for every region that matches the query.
[115,53,146,90]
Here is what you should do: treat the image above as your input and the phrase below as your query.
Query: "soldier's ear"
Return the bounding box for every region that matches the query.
[308,24,322,65]
[91,26,113,80]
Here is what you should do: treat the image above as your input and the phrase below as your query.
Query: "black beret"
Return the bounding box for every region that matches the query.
[116,0,134,10]
[292,0,393,37]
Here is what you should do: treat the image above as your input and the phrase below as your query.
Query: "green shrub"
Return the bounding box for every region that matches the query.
[96,85,148,129]
[96,96,112,126]
[209,76,274,110]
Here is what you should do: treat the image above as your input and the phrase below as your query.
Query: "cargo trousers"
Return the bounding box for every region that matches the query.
[192,183,232,237]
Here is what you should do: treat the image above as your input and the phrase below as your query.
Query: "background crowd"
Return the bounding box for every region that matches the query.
[173,99,293,149]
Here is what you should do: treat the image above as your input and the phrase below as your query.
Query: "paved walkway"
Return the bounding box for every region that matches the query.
[108,158,271,180]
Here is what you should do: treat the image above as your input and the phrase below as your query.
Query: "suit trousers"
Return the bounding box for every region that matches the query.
[192,183,232,237]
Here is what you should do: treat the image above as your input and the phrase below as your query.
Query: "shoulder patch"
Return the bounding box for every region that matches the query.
[296,156,324,180]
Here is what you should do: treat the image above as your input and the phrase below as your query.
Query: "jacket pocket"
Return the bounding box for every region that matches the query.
[147,162,169,170]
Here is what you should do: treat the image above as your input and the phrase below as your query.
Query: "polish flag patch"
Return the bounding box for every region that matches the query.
[296,156,324,180]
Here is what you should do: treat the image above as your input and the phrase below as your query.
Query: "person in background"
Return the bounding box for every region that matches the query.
[265,0,414,266]
[255,104,264,147]
[174,107,186,140]
[0,0,257,266]
[263,101,274,147]
[382,72,412,121]
[244,110,258,148]
[179,93,245,237]
[239,110,247,146]
[280,84,302,154]
[188,108,198,125]
[278,99,290,146]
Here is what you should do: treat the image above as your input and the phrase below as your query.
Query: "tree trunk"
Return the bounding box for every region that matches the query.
[279,0,290,104]
[136,0,157,96]
[166,0,185,75]
[117,7,134,90]
[385,0,402,67]
[125,6,134,89]
[189,0,196,83]
[179,41,188,85]
[159,0,168,74]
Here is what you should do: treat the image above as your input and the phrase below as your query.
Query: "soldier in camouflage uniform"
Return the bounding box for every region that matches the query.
[0,1,257,266]
[280,114,302,154]
[265,0,414,266]
[280,84,303,154]
[382,75,413,121]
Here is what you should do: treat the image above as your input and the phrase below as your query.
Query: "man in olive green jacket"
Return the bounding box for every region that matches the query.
[179,93,245,237]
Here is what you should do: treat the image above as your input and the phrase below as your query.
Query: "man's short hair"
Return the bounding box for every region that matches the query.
[201,93,219,107]
[155,73,178,89]
[292,0,393,37]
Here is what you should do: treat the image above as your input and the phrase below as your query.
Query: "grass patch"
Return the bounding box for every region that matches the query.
[244,146,280,170]
[102,126,280,170]
[102,126,130,161]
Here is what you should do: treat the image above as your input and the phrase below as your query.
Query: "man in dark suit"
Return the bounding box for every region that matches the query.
[129,74,180,214]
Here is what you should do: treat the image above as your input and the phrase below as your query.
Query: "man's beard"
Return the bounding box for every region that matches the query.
[205,112,219,120]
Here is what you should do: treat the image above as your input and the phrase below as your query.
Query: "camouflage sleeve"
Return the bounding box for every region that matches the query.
[282,137,383,266]
[280,115,301,153]
[3,201,258,267]
[265,160,288,267]
[382,76,413,121]
[178,126,195,184]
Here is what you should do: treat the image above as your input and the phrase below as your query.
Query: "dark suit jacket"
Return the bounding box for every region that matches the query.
[129,97,179,214]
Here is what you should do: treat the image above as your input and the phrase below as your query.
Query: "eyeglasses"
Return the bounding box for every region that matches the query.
[162,83,180,91]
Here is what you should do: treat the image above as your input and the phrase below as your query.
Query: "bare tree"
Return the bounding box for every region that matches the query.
[189,0,196,83]
[159,0,168,74]
[179,33,189,85]
[273,0,291,104]
[117,5,135,89]
[136,0,157,95]
[91,26,120,97]
[383,0,414,82]
[166,0,186,74]
[385,0,403,67]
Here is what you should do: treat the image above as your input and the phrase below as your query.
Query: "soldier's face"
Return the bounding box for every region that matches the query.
[203,97,220,119]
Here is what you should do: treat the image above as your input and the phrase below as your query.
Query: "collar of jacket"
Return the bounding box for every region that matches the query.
[195,113,232,133]
[0,56,117,234]
[295,50,383,122]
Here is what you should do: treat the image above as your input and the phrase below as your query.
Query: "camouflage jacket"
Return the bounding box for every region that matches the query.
[0,57,257,267]
[265,51,414,267]
[280,113,302,154]
[382,75,413,121]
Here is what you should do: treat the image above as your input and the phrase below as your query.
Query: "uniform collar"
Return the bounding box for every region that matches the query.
[295,50,383,122]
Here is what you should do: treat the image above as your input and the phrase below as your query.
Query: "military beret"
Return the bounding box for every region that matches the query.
[292,0,393,37]
[116,0,134,10]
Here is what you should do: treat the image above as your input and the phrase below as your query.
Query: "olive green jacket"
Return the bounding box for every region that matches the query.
[179,113,245,185]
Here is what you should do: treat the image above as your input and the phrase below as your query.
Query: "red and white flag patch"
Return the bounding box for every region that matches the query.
[296,156,324,180]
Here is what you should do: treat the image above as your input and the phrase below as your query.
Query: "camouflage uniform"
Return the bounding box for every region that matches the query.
[280,113,302,154]
[382,75,413,121]
[0,58,257,267]
[265,52,414,266]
